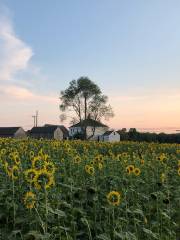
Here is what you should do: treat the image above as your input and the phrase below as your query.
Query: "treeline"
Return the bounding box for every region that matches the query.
[119,129,180,144]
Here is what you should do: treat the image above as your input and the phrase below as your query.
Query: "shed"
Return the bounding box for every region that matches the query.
[100,130,120,142]
[0,127,26,139]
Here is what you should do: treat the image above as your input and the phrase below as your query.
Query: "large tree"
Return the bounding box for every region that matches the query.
[60,77,114,139]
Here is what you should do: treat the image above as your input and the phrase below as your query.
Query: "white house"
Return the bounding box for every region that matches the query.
[69,119,109,139]
[100,131,120,142]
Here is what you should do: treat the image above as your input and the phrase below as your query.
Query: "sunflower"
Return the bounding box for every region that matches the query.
[29,151,35,158]
[44,161,56,174]
[93,155,104,165]
[126,165,134,174]
[1,149,6,155]
[85,165,95,176]
[11,165,19,180]
[107,191,121,206]
[158,153,166,163]
[93,157,99,165]
[24,191,36,209]
[38,148,44,158]
[24,169,38,183]
[134,167,141,176]
[73,155,81,164]
[32,156,45,170]
[90,160,94,166]
[98,154,104,162]
[98,162,103,170]
[34,170,55,190]
[85,164,90,172]
[4,163,19,180]
[4,162,12,177]
[13,155,21,165]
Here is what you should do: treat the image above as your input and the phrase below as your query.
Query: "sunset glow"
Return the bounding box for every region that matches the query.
[0,1,180,133]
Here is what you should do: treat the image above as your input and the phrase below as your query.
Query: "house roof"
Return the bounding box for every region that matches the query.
[44,124,69,137]
[102,131,114,136]
[0,127,21,136]
[102,131,120,136]
[70,119,108,128]
[30,126,59,134]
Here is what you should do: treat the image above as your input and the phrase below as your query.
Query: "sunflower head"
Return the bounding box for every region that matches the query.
[5,163,19,180]
[85,165,95,176]
[73,155,81,164]
[34,170,55,190]
[24,168,38,183]
[134,167,141,176]
[24,191,36,209]
[44,162,56,174]
[11,165,19,180]
[32,156,45,171]
[13,155,21,165]
[107,191,121,206]
[126,165,134,174]
[98,162,103,170]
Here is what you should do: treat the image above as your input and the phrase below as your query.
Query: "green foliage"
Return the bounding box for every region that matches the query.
[0,138,179,239]
[60,77,114,139]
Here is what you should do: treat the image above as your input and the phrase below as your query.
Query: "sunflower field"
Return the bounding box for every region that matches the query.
[0,138,179,240]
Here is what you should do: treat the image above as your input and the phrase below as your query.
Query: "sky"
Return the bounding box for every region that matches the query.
[0,0,180,132]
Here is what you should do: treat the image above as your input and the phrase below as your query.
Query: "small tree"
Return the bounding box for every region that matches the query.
[60,76,114,139]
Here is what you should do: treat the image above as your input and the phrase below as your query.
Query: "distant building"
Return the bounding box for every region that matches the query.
[44,124,69,139]
[69,119,109,139]
[0,127,26,139]
[100,130,120,142]
[29,126,67,140]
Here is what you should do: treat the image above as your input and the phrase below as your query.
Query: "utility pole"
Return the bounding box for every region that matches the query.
[36,110,38,127]
[32,115,36,127]
[32,110,39,127]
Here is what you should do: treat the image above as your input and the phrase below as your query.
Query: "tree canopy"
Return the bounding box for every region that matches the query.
[60,77,114,139]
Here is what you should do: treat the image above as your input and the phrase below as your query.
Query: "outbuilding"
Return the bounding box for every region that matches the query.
[0,127,26,139]
[44,124,69,139]
[100,130,120,142]
[29,126,65,140]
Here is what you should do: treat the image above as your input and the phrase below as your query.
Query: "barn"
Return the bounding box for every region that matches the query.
[0,127,26,139]
[29,126,66,140]
[44,124,69,139]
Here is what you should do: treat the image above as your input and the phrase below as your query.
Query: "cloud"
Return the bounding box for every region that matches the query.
[0,9,57,105]
[0,84,57,103]
[0,13,33,82]
[0,9,60,128]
